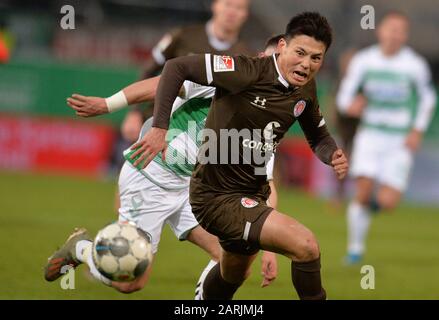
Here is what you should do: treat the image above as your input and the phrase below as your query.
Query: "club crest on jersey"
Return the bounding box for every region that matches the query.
[214,55,235,72]
[293,100,307,117]
[241,197,258,208]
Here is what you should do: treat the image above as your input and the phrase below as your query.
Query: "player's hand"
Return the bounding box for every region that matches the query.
[405,129,423,153]
[331,149,348,180]
[121,110,144,143]
[130,127,168,169]
[67,94,108,117]
[261,251,277,288]
[346,94,367,118]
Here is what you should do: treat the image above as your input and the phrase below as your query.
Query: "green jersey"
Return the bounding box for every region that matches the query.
[124,81,215,190]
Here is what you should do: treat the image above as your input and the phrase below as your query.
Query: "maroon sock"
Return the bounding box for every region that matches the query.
[202,263,242,300]
[291,257,326,300]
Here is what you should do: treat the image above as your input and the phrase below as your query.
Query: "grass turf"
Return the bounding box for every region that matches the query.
[0,170,438,299]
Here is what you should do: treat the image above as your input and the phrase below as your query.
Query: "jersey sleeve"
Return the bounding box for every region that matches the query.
[181,81,216,100]
[151,29,182,66]
[265,153,275,181]
[412,58,437,132]
[298,82,338,165]
[336,52,366,113]
[204,54,261,94]
[152,54,260,129]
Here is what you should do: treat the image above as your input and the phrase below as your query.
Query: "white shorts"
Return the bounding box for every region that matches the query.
[350,128,413,192]
[118,162,198,254]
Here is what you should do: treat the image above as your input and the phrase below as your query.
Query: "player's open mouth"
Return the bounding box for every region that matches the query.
[292,70,308,82]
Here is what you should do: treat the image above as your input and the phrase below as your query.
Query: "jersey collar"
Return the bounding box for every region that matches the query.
[206,20,234,51]
[272,54,289,88]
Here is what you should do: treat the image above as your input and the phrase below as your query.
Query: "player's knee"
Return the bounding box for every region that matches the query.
[355,194,370,207]
[293,234,320,262]
[222,266,251,284]
[378,198,398,211]
[377,193,400,211]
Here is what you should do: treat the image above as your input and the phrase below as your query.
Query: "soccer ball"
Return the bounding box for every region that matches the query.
[92,221,153,282]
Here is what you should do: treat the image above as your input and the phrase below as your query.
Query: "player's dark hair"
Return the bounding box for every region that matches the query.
[264,34,284,51]
[284,12,333,51]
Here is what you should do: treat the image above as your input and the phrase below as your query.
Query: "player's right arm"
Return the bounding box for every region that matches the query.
[336,52,367,117]
[66,76,161,117]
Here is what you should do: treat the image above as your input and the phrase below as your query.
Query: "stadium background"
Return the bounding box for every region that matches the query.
[0,0,438,299]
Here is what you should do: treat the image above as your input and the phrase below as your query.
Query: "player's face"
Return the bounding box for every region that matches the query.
[377,15,409,55]
[277,35,326,87]
[213,0,249,32]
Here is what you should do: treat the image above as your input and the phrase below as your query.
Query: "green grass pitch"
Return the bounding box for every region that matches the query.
[1,170,438,299]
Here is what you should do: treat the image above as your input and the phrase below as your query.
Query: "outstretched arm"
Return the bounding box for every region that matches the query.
[129,55,210,168]
[129,53,261,168]
[66,76,161,117]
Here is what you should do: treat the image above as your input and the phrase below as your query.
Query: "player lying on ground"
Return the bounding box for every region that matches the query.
[44,37,283,296]
[130,12,349,300]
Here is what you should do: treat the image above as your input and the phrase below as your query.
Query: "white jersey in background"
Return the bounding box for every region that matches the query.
[336,45,436,190]
[337,45,436,134]
[124,81,215,190]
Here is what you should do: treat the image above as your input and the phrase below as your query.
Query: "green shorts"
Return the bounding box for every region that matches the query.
[190,189,273,256]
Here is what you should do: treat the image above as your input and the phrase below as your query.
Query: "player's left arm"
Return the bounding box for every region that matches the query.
[406,59,437,152]
[298,90,348,179]
[260,250,277,288]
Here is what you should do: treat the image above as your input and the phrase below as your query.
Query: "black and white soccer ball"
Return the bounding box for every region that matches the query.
[92,221,153,282]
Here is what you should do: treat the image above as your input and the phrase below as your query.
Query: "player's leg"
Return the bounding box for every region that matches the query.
[167,192,221,299]
[186,225,221,261]
[345,129,380,263]
[259,210,326,300]
[376,185,402,211]
[86,162,170,292]
[44,228,92,281]
[345,176,375,263]
[189,191,276,300]
[375,142,412,212]
[202,249,258,300]
[44,226,154,292]
[185,226,221,299]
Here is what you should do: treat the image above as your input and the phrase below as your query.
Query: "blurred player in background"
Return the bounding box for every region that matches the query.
[44,36,282,296]
[329,48,360,208]
[336,11,437,264]
[121,0,252,145]
[131,12,348,300]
